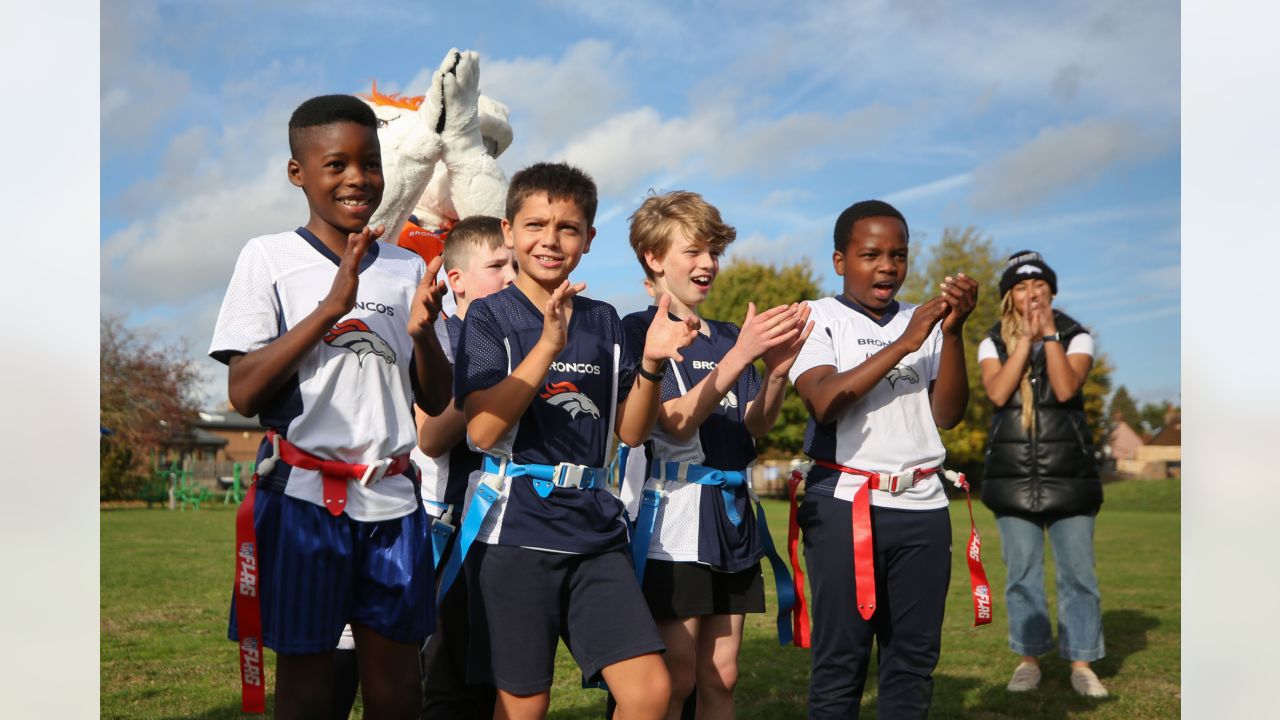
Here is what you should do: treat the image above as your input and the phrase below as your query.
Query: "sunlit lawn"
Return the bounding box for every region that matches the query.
[102,479,1179,718]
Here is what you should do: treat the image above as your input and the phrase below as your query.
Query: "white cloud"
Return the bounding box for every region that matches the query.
[882,172,973,205]
[102,159,303,311]
[970,119,1158,211]
[101,0,191,151]
[481,40,633,164]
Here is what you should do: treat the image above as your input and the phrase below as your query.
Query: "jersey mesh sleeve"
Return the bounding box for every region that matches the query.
[722,322,762,404]
[209,239,280,365]
[609,305,635,403]
[788,303,836,383]
[927,323,944,382]
[452,299,509,407]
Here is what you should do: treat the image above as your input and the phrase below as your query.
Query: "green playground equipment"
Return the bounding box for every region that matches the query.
[222,462,254,505]
[151,455,212,510]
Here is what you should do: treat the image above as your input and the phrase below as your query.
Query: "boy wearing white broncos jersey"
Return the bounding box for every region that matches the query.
[619,191,812,720]
[210,94,452,719]
[447,162,698,720]
[789,200,977,719]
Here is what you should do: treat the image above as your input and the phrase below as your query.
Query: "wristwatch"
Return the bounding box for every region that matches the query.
[1043,332,1061,343]
[637,362,667,383]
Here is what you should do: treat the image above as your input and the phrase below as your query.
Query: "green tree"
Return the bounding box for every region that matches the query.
[701,258,823,457]
[100,315,203,499]
[1109,385,1144,434]
[1140,401,1180,435]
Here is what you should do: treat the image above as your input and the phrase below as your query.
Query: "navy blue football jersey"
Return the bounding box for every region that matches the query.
[453,285,635,554]
[622,307,763,572]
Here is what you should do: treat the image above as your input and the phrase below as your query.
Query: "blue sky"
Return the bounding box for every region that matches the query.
[101,0,1180,406]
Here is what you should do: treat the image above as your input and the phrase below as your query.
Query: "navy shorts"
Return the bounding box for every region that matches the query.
[641,559,765,619]
[228,486,435,655]
[465,543,665,694]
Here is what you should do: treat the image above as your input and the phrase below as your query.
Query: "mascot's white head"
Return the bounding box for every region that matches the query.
[362,82,512,230]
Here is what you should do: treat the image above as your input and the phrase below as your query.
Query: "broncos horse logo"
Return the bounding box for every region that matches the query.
[540,381,601,420]
[324,319,397,366]
[885,364,920,389]
[720,390,739,410]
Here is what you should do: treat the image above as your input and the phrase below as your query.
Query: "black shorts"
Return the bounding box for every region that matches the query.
[465,543,665,695]
[640,559,765,620]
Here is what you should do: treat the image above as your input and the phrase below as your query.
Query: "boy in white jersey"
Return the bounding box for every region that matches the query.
[448,162,698,719]
[619,190,811,719]
[209,94,452,719]
[788,200,977,719]
[414,215,513,719]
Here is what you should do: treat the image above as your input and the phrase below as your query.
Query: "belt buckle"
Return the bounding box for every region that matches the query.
[359,458,390,487]
[555,463,588,489]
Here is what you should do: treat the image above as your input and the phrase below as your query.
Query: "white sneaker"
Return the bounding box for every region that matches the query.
[1070,666,1109,698]
[1006,662,1041,692]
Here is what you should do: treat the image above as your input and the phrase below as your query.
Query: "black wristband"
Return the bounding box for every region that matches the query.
[637,363,666,383]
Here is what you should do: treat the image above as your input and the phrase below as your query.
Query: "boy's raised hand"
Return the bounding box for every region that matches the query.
[539,279,587,354]
[937,273,979,336]
[731,302,803,364]
[407,254,448,342]
[761,302,816,378]
[898,296,950,352]
[644,293,700,363]
[322,225,383,318]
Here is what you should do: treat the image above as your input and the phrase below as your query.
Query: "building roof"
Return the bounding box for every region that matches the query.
[195,408,263,431]
[1148,414,1181,446]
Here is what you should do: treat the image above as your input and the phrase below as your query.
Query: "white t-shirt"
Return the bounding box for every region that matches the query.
[788,296,949,510]
[977,333,1093,362]
[209,229,426,522]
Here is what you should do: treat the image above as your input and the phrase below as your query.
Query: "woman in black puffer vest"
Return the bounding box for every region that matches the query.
[978,251,1107,698]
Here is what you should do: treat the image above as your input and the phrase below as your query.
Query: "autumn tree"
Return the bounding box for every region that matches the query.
[701,258,824,457]
[100,315,203,498]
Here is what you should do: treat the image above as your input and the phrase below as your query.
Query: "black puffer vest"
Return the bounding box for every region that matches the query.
[980,310,1102,518]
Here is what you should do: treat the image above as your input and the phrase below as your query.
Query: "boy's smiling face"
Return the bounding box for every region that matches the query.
[502,192,595,293]
[288,121,384,244]
[833,215,909,318]
[646,228,720,312]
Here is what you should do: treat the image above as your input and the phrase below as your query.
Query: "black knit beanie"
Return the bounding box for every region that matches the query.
[999,250,1057,297]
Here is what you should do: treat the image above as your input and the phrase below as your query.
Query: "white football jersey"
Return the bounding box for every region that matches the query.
[789,296,949,510]
[210,229,427,521]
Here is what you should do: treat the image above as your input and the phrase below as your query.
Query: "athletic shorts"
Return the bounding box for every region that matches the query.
[465,543,665,694]
[227,486,435,655]
[640,559,765,619]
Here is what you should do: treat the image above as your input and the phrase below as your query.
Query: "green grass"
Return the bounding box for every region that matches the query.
[101,479,1180,718]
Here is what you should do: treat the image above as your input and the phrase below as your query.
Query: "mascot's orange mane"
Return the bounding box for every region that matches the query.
[361,80,423,110]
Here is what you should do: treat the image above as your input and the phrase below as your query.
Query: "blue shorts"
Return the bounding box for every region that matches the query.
[465,543,665,694]
[228,486,435,655]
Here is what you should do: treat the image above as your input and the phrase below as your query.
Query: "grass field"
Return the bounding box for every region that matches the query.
[101,479,1180,718]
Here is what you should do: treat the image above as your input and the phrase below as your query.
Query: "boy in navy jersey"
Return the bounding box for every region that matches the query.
[449,162,698,719]
[620,191,812,718]
[788,200,977,719]
[209,94,452,719]
[414,215,513,719]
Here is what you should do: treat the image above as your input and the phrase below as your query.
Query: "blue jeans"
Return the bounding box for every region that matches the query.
[995,513,1105,662]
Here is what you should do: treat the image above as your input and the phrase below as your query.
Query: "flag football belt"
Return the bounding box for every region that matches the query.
[423,500,459,570]
[434,455,610,605]
[232,429,413,714]
[631,460,798,646]
[784,460,991,650]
